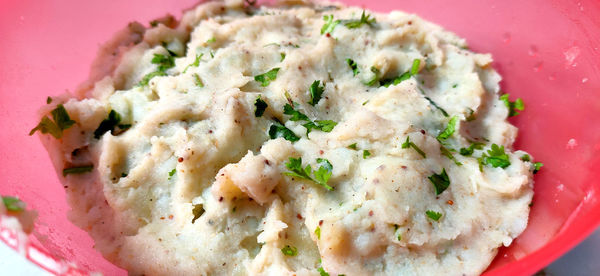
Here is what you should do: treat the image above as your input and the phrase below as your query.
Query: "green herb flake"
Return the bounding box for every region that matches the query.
[459,142,485,156]
[533,162,544,174]
[401,136,426,158]
[46,97,53,104]
[363,150,371,159]
[281,245,298,256]
[269,122,300,142]
[29,104,76,139]
[317,267,330,276]
[397,233,402,241]
[280,52,286,62]
[481,144,511,169]
[380,59,421,87]
[183,53,203,73]
[2,196,26,212]
[344,10,376,29]
[426,210,442,221]
[151,53,175,72]
[254,67,280,87]
[437,116,459,141]
[308,80,325,106]
[315,226,321,239]
[283,157,334,191]
[62,165,94,176]
[520,154,531,162]
[500,94,525,117]
[192,73,204,87]
[428,168,450,195]
[94,110,123,139]
[303,120,338,135]
[284,103,310,121]
[347,143,358,150]
[465,108,476,121]
[206,37,216,44]
[440,145,462,166]
[410,58,421,75]
[168,168,176,180]
[313,158,333,189]
[138,71,167,86]
[321,15,341,35]
[452,84,458,88]
[346,58,359,76]
[254,96,268,117]
[365,66,380,86]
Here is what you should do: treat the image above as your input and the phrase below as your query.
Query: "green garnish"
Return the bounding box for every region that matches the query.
[269,122,300,142]
[500,94,524,117]
[418,88,449,117]
[2,196,26,212]
[321,15,341,35]
[46,97,52,104]
[168,168,176,180]
[347,143,358,150]
[479,144,511,169]
[362,150,371,159]
[401,136,426,158]
[94,110,126,139]
[346,58,359,76]
[308,80,325,106]
[183,53,203,73]
[436,116,459,141]
[380,59,421,87]
[138,71,167,86]
[254,96,268,117]
[284,157,334,191]
[283,103,337,134]
[255,68,280,87]
[459,142,485,156]
[315,226,321,239]
[533,162,544,174]
[364,66,380,86]
[397,233,402,241]
[280,52,286,62]
[206,37,216,44]
[281,245,298,256]
[317,267,330,276]
[29,104,76,139]
[138,50,176,86]
[192,73,204,87]
[465,108,476,121]
[428,168,450,195]
[440,145,462,166]
[62,165,93,176]
[520,154,531,162]
[344,10,376,29]
[426,210,442,221]
[452,84,458,88]
[284,103,310,121]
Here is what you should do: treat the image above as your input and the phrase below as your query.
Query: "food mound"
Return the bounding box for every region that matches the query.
[31,0,538,275]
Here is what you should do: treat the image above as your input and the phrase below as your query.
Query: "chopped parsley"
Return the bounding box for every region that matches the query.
[520,154,531,162]
[346,58,359,76]
[418,88,449,117]
[191,204,204,223]
[401,136,426,158]
[436,116,459,141]
[308,80,325,106]
[62,165,93,176]
[283,103,337,134]
[344,10,376,29]
[281,245,298,256]
[426,210,442,221]
[321,14,341,35]
[255,67,280,87]
[138,71,167,86]
[347,143,358,150]
[94,110,127,139]
[29,104,76,139]
[465,108,476,121]
[46,96,52,104]
[440,145,462,166]
[397,233,402,241]
[284,157,334,191]
[459,142,485,156]
[284,103,310,121]
[191,73,204,87]
[315,226,321,239]
[533,162,544,174]
[254,96,268,117]
[479,144,511,169]
[183,53,203,73]
[168,168,176,180]
[280,52,286,62]
[428,168,450,195]
[317,267,330,276]
[138,51,176,86]
[269,122,300,142]
[500,94,524,117]
[380,59,421,87]
[206,37,216,44]
[2,196,26,212]
[363,150,371,159]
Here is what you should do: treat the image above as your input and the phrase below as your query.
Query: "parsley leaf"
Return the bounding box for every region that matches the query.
[308,80,325,106]
[426,210,442,221]
[460,142,485,156]
[284,103,310,121]
[418,88,449,117]
[380,59,421,87]
[303,120,337,134]
[440,145,462,166]
[206,37,216,44]
[192,73,204,87]
[318,267,330,276]
[401,136,426,158]
[437,116,459,141]
[346,58,359,76]
[347,143,358,150]
[255,68,280,87]
[151,53,175,72]
[62,165,93,176]
[363,150,371,159]
[284,157,334,191]
[344,10,376,29]
[29,104,76,139]
[168,168,176,180]
[321,15,341,35]
[533,162,544,174]
[520,154,531,162]
[428,168,450,195]
[410,58,421,75]
[315,226,321,239]
[138,71,167,86]
[500,94,524,117]
[365,66,380,86]
[269,122,300,142]
[46,97,52,104]
[2,196,26,212]
[94,110,124,139]
[254,96,268,117]
[481,144,511,169]
[183,53,203,73]
[280,52,286,62]
[281,245,298,256]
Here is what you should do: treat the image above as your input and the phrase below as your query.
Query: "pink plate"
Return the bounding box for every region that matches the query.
[1,0,599,275]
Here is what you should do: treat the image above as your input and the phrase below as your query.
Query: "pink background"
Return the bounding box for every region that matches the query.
[1,0,599,275]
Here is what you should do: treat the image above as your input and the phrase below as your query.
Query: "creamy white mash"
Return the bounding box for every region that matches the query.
[32,0,537,275]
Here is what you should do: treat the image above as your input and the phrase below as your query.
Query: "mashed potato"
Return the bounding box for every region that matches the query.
[32,0,537,275]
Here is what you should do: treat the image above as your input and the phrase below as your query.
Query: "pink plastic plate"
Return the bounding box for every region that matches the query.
[1,0,599,275]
